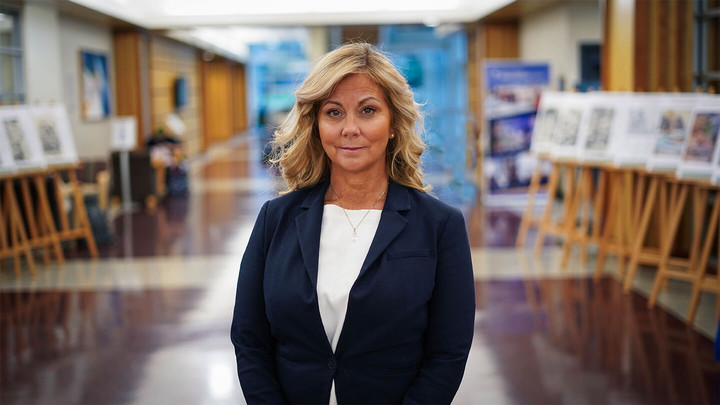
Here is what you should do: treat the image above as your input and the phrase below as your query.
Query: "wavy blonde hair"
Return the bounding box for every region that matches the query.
[270,42,428,194]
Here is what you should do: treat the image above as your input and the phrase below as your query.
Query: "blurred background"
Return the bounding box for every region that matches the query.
[1,1,719,404]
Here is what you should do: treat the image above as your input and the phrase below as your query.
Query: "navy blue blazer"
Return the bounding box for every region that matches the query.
[231,179,475,404]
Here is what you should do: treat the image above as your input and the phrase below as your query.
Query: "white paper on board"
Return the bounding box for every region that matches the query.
[577,92,628,165]
[30,103,79,166]
[645,93,698,172]
[530,91,563,155]
[549,92,590,161]
[111,116,138,151]
[0,105,47,171]
[675,95,720,180]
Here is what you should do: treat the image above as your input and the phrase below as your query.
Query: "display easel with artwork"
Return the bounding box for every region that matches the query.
[518,90,720,326]
[0,104,97,275]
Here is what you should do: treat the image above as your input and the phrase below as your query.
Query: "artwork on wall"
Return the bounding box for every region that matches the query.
[80,50,111,121]
[0,105,47,171]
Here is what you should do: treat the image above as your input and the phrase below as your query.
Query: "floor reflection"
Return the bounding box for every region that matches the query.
[468,276,719,405]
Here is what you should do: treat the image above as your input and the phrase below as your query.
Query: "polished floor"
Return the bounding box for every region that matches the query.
[1,132,718,405]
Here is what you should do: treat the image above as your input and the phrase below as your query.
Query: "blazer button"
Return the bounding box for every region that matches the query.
[327,357,336,370]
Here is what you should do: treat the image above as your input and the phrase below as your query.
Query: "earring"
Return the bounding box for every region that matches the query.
[390,133,395,139]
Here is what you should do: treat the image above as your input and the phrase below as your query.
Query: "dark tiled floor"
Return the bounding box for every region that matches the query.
[2,278,717,404]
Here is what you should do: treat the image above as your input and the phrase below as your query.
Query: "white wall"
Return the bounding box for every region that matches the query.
[22,2,63,103]
[519,2,600,90]
[58,16,115,160]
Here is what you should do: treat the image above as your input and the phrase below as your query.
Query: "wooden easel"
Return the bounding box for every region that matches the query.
[532,159,579,256]
[0,174,37,276]
[0,165,98,276]
[48,165,98,259]
[647,181,719,324]
[516,153,550,247]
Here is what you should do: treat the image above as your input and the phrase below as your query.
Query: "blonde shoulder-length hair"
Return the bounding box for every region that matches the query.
[270,42,429,194]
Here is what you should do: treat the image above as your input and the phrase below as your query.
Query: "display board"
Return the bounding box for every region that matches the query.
[611,94,664,167]
[530,91,562,155]
[549,93,589,160]
[0,105,47,171]
[677,95,720,180]
[483,61,550,195]
[645,94,697,172]
[578,92,627,164]
[712,135,720,185]
[30,104,79,166]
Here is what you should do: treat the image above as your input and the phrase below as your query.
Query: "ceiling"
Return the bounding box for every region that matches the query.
[41,0,568,62]
[65,0,517,28]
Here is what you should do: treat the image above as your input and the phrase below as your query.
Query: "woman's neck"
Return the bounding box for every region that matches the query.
[326,172,389,210]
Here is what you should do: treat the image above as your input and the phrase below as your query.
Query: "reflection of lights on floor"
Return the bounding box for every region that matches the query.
[208,363,234,400]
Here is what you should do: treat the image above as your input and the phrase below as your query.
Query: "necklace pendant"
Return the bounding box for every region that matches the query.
[351,232,359,242]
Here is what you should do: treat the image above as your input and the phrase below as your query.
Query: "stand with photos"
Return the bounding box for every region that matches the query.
[518,91,720,325]
[0,104,97,276]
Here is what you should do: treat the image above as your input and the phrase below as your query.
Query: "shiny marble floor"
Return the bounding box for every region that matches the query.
[1,132,718,405]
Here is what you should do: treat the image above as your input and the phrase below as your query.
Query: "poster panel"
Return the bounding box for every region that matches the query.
[676,95,720,180]
[646,94,698,172]
[549,93,590,160]
[712,131,720,185]
[482,61,550,197]
[0,125,17,174]
[530,91,563,155]
[0,105,46,171]
[30,104,79,166]
[612,93,665,167]
[577,92,628,164]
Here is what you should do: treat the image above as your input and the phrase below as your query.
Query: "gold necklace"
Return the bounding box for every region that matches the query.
[330,183,387,242]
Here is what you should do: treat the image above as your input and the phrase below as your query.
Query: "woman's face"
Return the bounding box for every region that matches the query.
[318,73,392,179]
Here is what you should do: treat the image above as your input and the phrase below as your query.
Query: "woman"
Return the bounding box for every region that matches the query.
[231,42,475,404]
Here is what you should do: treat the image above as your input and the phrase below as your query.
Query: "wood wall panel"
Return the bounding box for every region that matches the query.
[148,37,202,156]
[608,0,695,92]
[113,31,147,147]
[201,58,234,146]
[604,0,635,91]
[232,64,247,133]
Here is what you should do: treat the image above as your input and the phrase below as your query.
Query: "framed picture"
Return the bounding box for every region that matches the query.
[80,50,111,121]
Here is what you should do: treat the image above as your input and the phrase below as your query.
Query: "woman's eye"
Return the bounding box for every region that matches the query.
[326,109,342,117]
[361,107,376,115]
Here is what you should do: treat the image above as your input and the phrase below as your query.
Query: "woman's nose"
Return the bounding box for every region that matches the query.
[341,116,359,137]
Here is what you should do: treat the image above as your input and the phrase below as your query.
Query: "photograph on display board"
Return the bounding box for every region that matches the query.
[4,117,29,161]
[31,104,79,165]
[80,50,111,121]
[0,106,46,170]
[653,109,692,156]
[683,112,720,163]
[554,108,583,146]
[612,96,663,166]
[0,129,16,173]
[530,91,562,154]
[585,107,614,151]
[490,111,536,157]
[487,154,535,191]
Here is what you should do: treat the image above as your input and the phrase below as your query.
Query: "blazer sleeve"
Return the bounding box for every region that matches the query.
[230,202,287,404]
[402,209,475,404]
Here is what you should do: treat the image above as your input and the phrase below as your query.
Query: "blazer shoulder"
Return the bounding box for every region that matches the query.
[407,187,463,219]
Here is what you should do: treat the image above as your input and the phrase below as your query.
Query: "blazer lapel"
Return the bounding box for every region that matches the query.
[358,180,411,278]
[295,180,329,287]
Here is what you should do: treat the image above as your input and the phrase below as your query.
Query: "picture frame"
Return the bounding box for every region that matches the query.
[80,50,111,121]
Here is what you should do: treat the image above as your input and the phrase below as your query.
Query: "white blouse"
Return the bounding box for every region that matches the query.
[317,204,382,405]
